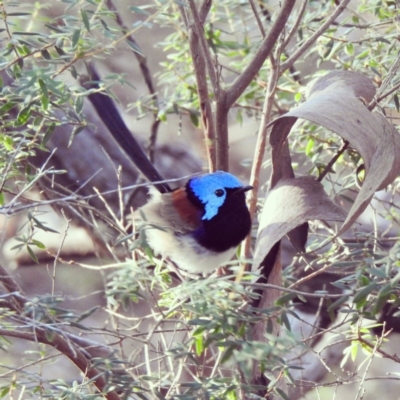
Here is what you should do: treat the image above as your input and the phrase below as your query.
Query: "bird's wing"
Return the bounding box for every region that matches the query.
[138,187,201,234]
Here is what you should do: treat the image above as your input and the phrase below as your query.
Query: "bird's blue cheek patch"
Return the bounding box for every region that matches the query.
[188,171,242,221]
[202,197,225,220]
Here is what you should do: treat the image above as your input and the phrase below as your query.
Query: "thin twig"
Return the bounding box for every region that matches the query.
[280,0,352,73]
[0,173,197,215]
[50,210,71,296]
[248,0,266,37]
[244,282,346,299]
[199,0,212,24]
[0,263,25,312]
[241,56,280,270]
[188,0,218,92]
[282,0,308,49]
[0,328,121,400]
[225,0,296,108]
[368,51,400,111]
[52,4,167,78]
[181,6,217,170]
[318,140,349,182]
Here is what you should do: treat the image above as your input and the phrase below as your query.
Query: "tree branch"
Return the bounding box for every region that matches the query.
[280,0,351,73]
[225,0,296,108]
[182,6,217,171]
[0,328,121,400]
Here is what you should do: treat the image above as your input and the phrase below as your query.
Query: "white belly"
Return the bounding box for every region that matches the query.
[145,225,237,273]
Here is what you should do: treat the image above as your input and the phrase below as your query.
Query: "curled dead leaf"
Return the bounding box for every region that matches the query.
[253,176,347,271]
[267,71,400,235]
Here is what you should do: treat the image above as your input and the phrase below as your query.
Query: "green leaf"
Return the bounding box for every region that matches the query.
[194,335,203,356]
[305,137,314,157]
[68,125,85,147]
[31,240,45,250]
[71,29,81,48]
[275,388,290,400]
[81,9,91,33]
[39,78,50,110]
[157,109,167,122]
[294,92,302,102]
[12,31,41,36]
[42,123,56,146]
[328,294,350,313]
[41,49,51,60]
[220,346,235,364]
[351,340,358,361]
[3,136,13,151]
[30,215,59,233]
[55,46,66,56]
[70,66,78,79]
[188,318,211,326]
[375,37,391,44]
[345,43,354,56]
[38,78,48,98]
[356,49,369,59]
[130,6,150,15]
[0,102,17,115]
[280,311,291,331]
[126,39,144,56]
[26,246,39,263]
[353,282,377,304]
[189,111,199,127]
[0,192,5,206]
[74,96,83,114]
[0,385,10,397]
[7,12,32,16]
[76,306,100,322]
[276,291,297,305]
[15,105,31,127]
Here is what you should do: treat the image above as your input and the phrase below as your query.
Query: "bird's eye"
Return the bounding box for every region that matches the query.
[214,189,225,197]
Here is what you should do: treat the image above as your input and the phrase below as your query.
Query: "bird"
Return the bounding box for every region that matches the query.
[84,68,252,273]
[135,171,253,273]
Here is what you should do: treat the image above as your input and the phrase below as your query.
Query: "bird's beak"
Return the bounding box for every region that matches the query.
[233,185,253,195]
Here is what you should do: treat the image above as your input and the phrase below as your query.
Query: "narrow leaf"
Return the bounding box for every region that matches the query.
[81,9,91,32]
[71,29,81,48]
[26,246,39,263]
[42,122,56,146]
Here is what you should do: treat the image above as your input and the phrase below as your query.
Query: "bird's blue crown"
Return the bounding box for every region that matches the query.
[188,171,244,220]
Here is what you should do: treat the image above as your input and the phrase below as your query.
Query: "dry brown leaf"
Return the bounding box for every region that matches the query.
[253,176,347,271]
[268,71,400,235]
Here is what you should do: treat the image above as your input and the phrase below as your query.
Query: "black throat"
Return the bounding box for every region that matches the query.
[186,186,251,252]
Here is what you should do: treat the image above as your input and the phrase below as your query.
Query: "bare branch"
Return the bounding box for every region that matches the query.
[0,263,26,312]
[182,7,217,170]
[199,0,212,24]
[282,0,308,49]
[225,0,296,108]
[0,328,121,400]
[188,0,218,92]
[248,0,266,37]
[280,0,352,73]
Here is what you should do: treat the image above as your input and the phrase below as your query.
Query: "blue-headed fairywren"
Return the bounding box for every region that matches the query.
[136,171,252,273]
